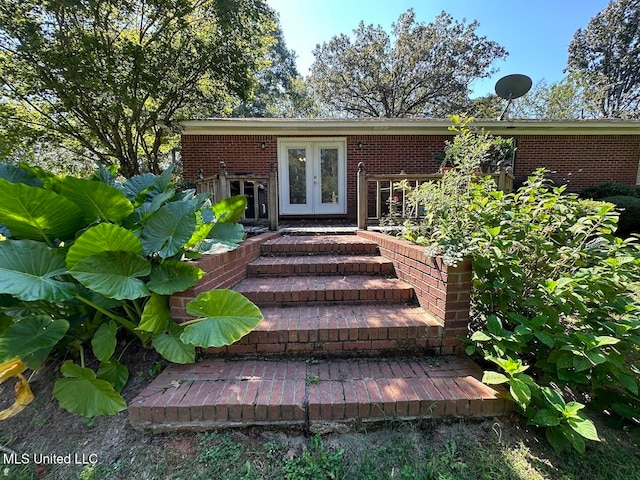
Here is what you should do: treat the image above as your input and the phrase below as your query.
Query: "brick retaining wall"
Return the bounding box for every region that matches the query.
[169,231,281,322]
[357,231,472,354]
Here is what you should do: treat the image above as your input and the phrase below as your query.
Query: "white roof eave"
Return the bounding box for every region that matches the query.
[179,118,640,136]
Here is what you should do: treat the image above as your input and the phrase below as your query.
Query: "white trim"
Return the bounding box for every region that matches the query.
[181,118,640,136]
[278,138,347,215]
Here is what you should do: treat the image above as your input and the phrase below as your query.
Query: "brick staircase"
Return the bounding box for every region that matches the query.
[129,233,510,431]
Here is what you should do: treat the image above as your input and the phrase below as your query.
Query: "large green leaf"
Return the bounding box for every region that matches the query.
[92,164,119,187]
[182,290,263,348]
[123,173,157,201]
[509,377,532,410]
[96,358,129,392]
[152,321,195,364]
[546,426,570,453]
[212,195,247,223]
[53,361,127,417]
[209,222,244,244]
[560,425,586,454]
[0,240,76,302]
[184,211,215,250]
[18,163,60,190]
[153,164,175,193]
[91,321,117,362]
[69,251,150,300]
[481,371,509,385]
[0,178,85,241]
[66,223,143,269]
[0,316,69,363]
[530,408,561,427]
[138,293,172,334]
[22,348,53,371]
[541,386,566,412]
[199,238,240,255]
[125,188,176,227]
[58,177,134,224]
[147,261,204,295]
[0,163,43,187]
[140,201,196,258]
[568,416,600,441]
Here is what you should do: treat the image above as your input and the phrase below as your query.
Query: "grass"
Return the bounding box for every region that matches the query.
[2,418,638,480]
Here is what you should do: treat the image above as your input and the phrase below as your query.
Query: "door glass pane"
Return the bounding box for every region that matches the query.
[288,148,307,204]
[320,148,338,204]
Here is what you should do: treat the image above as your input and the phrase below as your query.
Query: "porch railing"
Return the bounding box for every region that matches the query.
[357,162,514,229]
[196,161,279,231]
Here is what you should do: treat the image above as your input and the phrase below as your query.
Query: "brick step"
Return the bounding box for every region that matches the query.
[261,235,379,256]
[233,275,415,307]
[128,357,512,431]
[204,304,443,357]
[247,255,394,277]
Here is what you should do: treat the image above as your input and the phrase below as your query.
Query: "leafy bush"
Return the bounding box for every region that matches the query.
[398,115,504,265]
[397,118,640,453]
[467,177,640,452]
[580,182,638,200]
[603,195,640,236]
[0,163,262,418]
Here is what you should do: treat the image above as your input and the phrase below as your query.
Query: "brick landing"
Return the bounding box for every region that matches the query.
[129,356,511,431]
[234,276,414,307]
[204,304,443,357]
[261,234,379,255]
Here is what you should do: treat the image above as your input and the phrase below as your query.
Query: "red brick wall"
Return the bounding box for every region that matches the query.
[512,135,640,191]
[182,133,640,219]
[358,231,472,355]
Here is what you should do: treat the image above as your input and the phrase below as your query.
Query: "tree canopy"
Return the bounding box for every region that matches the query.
[0,0,277,177]
[309,9,507,118]
[505,73,599,120]
[567,0,640,118]
[230,20,320,118]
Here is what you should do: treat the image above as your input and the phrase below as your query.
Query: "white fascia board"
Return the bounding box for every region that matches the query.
[180,118,640,136]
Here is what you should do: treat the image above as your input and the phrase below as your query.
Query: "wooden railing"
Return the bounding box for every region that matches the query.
[357,162,514,229]
[196,161,279,231]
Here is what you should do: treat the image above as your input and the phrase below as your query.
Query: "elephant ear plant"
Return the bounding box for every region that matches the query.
[0,163,262,418]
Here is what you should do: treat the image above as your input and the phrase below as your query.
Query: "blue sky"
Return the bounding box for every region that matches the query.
[266,0,611,97]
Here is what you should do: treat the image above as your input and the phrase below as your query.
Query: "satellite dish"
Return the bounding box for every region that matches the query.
[494,74,532,120]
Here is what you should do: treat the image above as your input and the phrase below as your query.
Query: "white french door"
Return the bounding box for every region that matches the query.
[278,139,346,215]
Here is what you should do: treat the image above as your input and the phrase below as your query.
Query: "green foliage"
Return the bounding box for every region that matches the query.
[581,182,639,200]
[182,290,264,348]
[508,72,599,120]
[567,0,640,118]
[0,0,278,176]
[398,115,513,265]
[231,19,321,118]
[464,176,640,452]
[0,163,260,417]
[602,196,640,236]
[310,9,507,117]
[282,435,344,480]
[399,118,640,453]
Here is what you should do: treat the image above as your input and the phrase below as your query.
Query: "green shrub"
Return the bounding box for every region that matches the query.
[398,117,640,454]
[467,177,640,452]
[398,115,505,266]
[0,163,262,418]
[580,182,638,200]
[603,195,640,236]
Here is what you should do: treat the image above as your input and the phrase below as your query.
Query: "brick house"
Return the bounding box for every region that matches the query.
[180,118,640,222]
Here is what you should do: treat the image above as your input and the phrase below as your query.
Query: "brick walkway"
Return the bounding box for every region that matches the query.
[129,234,510,430]
[129,356,508,430]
